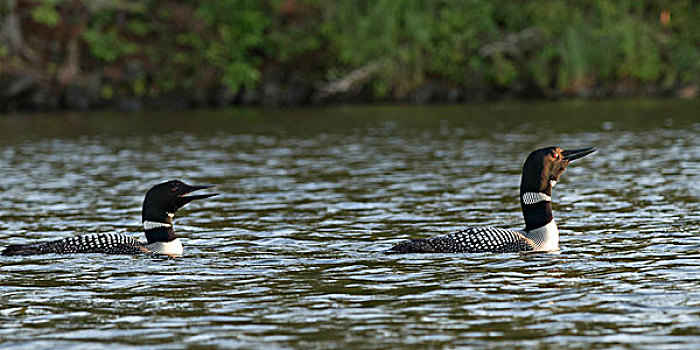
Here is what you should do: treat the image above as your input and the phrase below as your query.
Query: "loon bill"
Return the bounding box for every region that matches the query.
[385,146,596,254]
[2,180,218,258]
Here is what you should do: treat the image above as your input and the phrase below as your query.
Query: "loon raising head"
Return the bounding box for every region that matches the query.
[2,180,218,257]
[385,146,596,254]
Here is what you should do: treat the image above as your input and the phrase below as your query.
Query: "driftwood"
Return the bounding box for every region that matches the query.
[314,61,382,101]
[479,27,545,59]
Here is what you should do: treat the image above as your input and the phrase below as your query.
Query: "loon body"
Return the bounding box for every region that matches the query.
[2,180,217,257]
[386,146,595,254]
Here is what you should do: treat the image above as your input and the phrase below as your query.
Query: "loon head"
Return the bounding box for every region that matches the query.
[520,146,596,196]
[519,146,595,231]
[141,180,218,244]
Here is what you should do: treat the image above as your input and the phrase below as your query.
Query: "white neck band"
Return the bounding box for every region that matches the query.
[522,192,551,205]
[143,220,173,231]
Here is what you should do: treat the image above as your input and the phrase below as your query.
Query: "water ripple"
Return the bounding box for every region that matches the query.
[0,102,699,349]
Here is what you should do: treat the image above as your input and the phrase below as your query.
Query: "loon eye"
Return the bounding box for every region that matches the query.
[553,153,559,159]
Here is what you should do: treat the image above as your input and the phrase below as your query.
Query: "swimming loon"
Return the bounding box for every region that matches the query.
[385,146,596,254]
[1,180,217,257]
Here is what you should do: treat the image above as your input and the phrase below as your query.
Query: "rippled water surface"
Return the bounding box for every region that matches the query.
[0,101,698,349]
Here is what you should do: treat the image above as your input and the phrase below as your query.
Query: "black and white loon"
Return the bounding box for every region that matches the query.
[385,146,596,254]
[1,180,217,257]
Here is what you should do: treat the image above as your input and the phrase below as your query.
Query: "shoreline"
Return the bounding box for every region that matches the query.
[2,72,697,113]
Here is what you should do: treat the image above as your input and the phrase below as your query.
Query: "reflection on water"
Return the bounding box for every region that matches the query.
[0,100,699,349]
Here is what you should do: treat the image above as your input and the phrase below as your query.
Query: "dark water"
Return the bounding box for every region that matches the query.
[0,100,698,349]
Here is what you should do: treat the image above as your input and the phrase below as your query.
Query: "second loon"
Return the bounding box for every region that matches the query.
[385,146,596,254]
[1,180,217,257]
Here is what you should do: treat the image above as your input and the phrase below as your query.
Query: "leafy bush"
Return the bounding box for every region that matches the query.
[4,0,699,102]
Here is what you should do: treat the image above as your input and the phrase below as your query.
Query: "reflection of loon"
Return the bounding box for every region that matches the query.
[386,147,596,254]
[2,180,217,257]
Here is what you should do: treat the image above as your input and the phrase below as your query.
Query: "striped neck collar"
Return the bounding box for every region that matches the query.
[521,192,551,205]
[143,220,172,231]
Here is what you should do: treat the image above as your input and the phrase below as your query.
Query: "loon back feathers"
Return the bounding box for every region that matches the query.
[386,227,535,254]
[386,146,595,254]
[2,233,147,255]
[2,180,217,257]
[385,220,560,254]
[2,234,185,256]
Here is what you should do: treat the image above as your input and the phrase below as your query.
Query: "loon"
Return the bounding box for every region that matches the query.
[1,180,217,257]
[385,146,596,254]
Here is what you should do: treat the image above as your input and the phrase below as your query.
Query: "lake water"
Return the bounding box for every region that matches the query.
[0,100,698,349]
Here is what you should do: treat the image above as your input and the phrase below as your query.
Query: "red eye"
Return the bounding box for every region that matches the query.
[553,153,559,159]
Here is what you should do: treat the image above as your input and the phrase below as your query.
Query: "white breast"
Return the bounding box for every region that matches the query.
[146,238,183,257]
[525,220,559,252]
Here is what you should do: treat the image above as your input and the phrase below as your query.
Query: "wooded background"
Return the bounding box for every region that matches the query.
[1,0,698,110]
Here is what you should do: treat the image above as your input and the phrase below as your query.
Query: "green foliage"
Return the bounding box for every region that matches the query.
[30,0,61,27]
[516,0,676,92]
[491,53,518,87]
[83,27,137,62]
[426,1,496,83]
[321,0,498,96]
[0,44,6,74]
[665,1,700,83]
[132,76,146,96]
[7,0,699,100]
[195,1,270,91]
[126,20,148,36]
[101,84,113,99]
